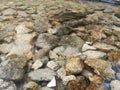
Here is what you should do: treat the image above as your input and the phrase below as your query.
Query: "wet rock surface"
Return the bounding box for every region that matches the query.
[0,0,120,90]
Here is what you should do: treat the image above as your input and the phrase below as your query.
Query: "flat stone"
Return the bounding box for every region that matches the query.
[47,61,59,71]
[57,67,66,79]
[17,11,28,17]
[82,43,96,52]
[65,56,84,74]
[85,58,115,80]
[42,87,54,90]
[28,68,56,81]
[93,42,118,51]
[2,8,16,16]
[0,57,27,80]
[110,80,120,90]
[83,50,106,59]
[0,79,17,90]
[35,33,58,49]
[32,60,43,70]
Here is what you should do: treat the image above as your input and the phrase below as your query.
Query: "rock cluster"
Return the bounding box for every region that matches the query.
[0,0,120,90]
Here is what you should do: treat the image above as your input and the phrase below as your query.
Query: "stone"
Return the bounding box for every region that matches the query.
[0,57,27,80]
[0,43,13,54]
[93,42,118,51]
[85,58,115,80]
[24,81,40,90]
[47,28,58,34]
[42,87,54,90]
[28,68,56,81]
[82,43,96,52]
[35,33,58,49]
[7,44,33,60]
[32,60,43,70]
[112,26,120,37]
[2,8,16,16]
[62,75,76,85]
[116,73,120,80]
[83,50,106,59]
[65,56,84,74]
[57,67,66,79]
[47,77,56,87]
[17,11,28,17]
[66,80,83,90]
[86,84,98,90]
[47,61,59,71]
[110,80,120,90]
[0,79,17,90]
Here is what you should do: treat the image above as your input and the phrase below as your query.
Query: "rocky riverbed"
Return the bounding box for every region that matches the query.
[0,0,120,90]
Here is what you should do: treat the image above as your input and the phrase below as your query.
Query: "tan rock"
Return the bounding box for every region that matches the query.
[86,84,98,90]
[24,81,40,90]
[85,58,115,80]
[82,43,96,52]
[93,42,118,52]
[65,56,84,75]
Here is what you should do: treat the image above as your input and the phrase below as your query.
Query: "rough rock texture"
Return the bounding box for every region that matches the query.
[110,80,120,90]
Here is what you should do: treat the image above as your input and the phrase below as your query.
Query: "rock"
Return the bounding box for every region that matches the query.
[24,81,40,90]
[0,43,13,54]
[15,23,33,34]
[7,44,33,59]
[47,61,59,71]
[66,80,83,90]
[17,11,28,17]
[49,46,80,60]
[86,84,98,90]
[85,58,115,80]
[47,28,58,34]
[0,79,17,90]
[35,33,59,49]
[65,56,84,74]
[47,77,56,87]
[116,73,120,80]
[42,87,54,90]
[83,50,106,59]
[93,42,118,51]
[0,57,27,80]
[57,67,66,79]
[98,84,108,90]
[110,80,120,90]
[32,60,43,70]
[82,43,96,52]
[59,35,84,48]
[28,68,56,81]
[2,8,16,16]
[112,26,120,37]
[62,75,76,85]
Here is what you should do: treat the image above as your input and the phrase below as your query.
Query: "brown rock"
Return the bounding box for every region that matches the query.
[24,81,40,90]
[85,58,115,80]
[66,80,84,90]
[65,56,84,74]
[86,84,98,90]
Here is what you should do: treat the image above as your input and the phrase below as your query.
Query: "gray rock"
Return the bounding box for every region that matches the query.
[32,60,43,70]
[83,50,106,59]
[42,87,54,90]
[0,79,17,90]
[116,73,120,80]
[17,11,28,17]
[110,80,120,90]
[0,57,27,81]
[57,67,66,79]
[28,68,56,81]
[2,8,16,16]
[35,33,59,49]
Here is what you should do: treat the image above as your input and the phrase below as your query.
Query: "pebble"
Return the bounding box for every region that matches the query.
[82,43,96,51]
[110,80,120,90]
[83,50,106,59]
[32,60,43,70]
[2,8,16,16]
[28,68,56,81]
[65,56,84,74]
[116,73,120,80]
[47,77,56,87]
[57,67,66,79]
[47,61,59,71]
[24,81,40,90]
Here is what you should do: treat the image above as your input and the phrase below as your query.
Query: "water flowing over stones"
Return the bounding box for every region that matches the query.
[0,0,120,89]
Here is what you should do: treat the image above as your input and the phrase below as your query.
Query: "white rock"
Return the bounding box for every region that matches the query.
[47,28,58,34]
[47,77,56,87]
[32,60,43,70]
[82,43,96,51]
[47,61,59,71]
[62,75,76,85]
[83,50,106,59]
[110,80,120,90]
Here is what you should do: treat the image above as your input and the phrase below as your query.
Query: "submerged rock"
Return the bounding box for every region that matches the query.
[85,58,115,80]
